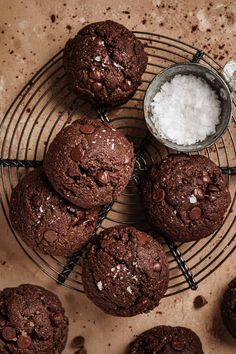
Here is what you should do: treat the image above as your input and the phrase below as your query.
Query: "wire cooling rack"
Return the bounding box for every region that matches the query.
[0,32,235,297]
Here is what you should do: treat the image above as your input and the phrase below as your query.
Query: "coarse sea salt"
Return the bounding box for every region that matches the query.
[97,281,103,291]
[150,74,221,145]
[113,61,124,69]
[189,194,197,204]
[127,286,132,294]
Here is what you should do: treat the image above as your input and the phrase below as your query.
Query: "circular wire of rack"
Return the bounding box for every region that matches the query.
[0,32,235,297]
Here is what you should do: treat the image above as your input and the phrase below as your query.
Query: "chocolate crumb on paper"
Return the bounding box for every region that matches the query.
[50,14,56,23]
[194,295,208,309]
[72,336,85,349]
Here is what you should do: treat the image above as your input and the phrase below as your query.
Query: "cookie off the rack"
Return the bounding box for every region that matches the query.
[127,326,204,354]
[141,154,231,242]
[82,226,169,317]
[9,167,99,256]
[0,284,68,354]
[44,117,134,209]
[221,277,236,338]
[63,20,148,107]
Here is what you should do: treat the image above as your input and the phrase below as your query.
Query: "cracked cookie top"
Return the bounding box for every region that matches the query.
[141,154,231,242]
[127,325,204,354]
[0,284,68,354]
[63,20,148,107]
[9,167,99,256]
[43,117,135,209]
[82,226,169,317]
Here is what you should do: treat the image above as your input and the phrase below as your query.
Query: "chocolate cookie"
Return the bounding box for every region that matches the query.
[0,284,68,354]
[221,277,236,338]
[63,20,148,107]
[141,154,231,242]
[44,117,134,209]
[9,168,99,256]
[82,226,169,317]
[127,325,204,354]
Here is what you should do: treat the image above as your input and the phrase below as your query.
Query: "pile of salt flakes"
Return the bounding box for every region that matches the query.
[150,74,221,146]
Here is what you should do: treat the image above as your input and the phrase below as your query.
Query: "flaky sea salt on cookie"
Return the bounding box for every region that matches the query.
[82,226,169,317]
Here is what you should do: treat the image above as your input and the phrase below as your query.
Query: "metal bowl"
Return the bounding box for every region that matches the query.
[144,62,234,152]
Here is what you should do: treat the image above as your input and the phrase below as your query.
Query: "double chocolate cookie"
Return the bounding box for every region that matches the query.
[127,325,204,354]
[44,117,134,209]
[63,20,148,107]
[0,284,68,354]
[9,168,99,256]
[221,277,236,338]
[82,226,169,317]
[141,154,231,242]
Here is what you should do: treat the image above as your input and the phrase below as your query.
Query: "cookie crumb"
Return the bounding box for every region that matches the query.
[72,336,85,348]
[191,25,198,32]
[194,295,208,309]
[50,14,56,23]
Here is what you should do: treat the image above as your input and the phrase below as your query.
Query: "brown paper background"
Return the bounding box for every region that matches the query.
[0,1,235,353]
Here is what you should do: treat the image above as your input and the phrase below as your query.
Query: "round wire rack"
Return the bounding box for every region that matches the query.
[0,32,235,297]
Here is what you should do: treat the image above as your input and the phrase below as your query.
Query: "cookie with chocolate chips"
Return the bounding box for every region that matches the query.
[9,167,99,256]
[82,226,169,317]
[141,154,231,242]
[221,277,236,338]
[63,20,148,107]
[0,284,68,354]
[127,325,204,354]
[44,117,134,209]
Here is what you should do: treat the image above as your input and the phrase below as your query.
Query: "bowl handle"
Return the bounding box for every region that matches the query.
[222,60,236,92]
